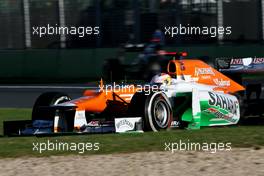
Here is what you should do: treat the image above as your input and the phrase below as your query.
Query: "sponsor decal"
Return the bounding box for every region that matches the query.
[87,120,100,127]
[116,119,134,129]
[231,59,242,65]
[181,75,199,82]
[231,58,264,65]
[171,121,180,127]
[254,58,264,64]
[115,117,143,133]
[208,92,238,115]
[195,68,215,76]
[201,75,211,80]
[213,78,230,87]
[204,108,236,123]
[33,120,53,128]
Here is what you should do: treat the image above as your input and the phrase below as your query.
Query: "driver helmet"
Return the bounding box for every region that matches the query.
[150,73,172,85]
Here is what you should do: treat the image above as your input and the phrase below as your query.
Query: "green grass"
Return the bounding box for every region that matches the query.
[0,108,264,158]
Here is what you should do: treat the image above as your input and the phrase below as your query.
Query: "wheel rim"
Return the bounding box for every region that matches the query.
[153,99,168,128]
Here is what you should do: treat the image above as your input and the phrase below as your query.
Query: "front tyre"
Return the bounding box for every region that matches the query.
[129,92,172,131]
[32,92,71,121]
[145,92,172,131]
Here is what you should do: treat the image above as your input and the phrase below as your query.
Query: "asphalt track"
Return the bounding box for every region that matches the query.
[0,84,98,108]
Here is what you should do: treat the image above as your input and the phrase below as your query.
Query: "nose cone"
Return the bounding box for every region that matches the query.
[71,92,107,112]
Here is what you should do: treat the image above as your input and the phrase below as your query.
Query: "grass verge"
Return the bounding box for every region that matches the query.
[0,108,263,158]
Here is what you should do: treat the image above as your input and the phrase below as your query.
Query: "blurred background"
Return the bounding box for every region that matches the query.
[0,0,263,82]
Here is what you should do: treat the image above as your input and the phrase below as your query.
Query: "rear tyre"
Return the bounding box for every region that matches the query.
[32,92,71,121]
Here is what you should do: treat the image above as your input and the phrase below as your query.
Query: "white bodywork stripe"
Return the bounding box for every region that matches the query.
[74,110,87,128]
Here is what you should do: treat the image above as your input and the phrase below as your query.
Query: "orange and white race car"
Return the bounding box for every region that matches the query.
[4,53,245,136]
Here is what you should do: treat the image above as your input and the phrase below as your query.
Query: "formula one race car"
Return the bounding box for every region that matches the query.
[4,53,245,136]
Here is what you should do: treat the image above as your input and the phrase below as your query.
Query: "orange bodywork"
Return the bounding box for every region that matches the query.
[70,59,244,112]
[167,59,245,93]
[74,87,139,111]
